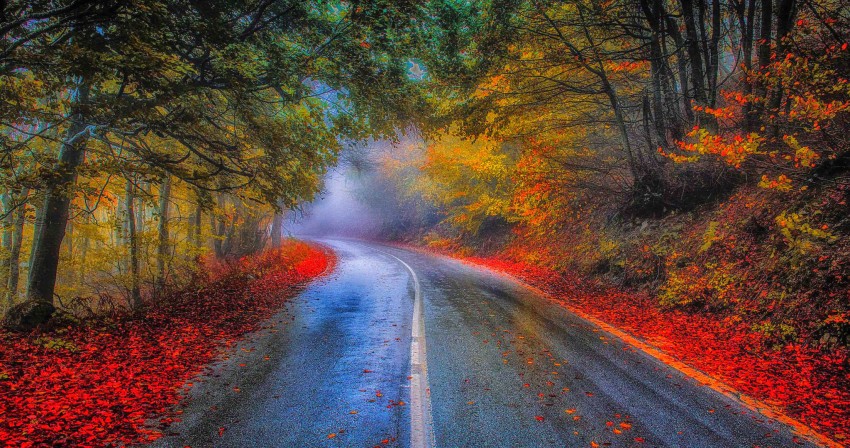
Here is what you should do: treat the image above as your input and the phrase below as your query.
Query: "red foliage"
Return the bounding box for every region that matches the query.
[0,240,333,447]
[448,252,849,443]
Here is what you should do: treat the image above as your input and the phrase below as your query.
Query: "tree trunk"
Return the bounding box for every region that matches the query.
[640,0,675,148]
[113,194,124,262]
[708,0,721,108]
[752,0,774,127]
[213,193,226,258]
[680,0,708,105]
[135,181,145,237]
[63,219,73,287]
[192,202,203,249]
[26,82,91,320]
[736,0,758,131]
[156,175,171,290]
[1,192,12,295]
[665,15,695,122]
[78,219,89,285]
[604,81,638,179]
[5,190,28,312]
[125,179,141,311]
[767,0,797,127]
[270,212,283,248]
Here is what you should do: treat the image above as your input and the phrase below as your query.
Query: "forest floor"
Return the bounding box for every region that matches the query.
[404,243,850,446]
[0,240,333,447]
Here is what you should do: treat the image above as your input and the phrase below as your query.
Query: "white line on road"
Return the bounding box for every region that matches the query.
[381,250,435,448]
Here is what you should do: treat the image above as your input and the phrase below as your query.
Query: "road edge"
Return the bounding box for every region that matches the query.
[394,243,843,448]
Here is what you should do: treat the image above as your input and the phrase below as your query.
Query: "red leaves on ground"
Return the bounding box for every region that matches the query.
[456,253,850,443]
[0,241,333,447]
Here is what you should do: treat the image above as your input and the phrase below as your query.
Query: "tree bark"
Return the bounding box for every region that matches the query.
[5,190,28,312]
[1,192,12,294]
[735,0,758,131]
[270,211,283,248]
[26,82,91,317]
[125,179,141,311]
[213,193,226,258]
[665,14,695,122]
[708,0,721,108]
[680,0,708,104]
[767,0,797,123]
[752,0,774,127]
[192,203,203,249]
[78,217,88,285]
[640,0,676,148]
[156,175,171,289]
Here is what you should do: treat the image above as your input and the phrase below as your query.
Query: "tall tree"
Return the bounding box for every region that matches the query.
[156,175,171,290]
[2,0,431,326]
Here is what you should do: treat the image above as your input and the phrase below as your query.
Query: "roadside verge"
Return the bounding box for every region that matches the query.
[0,240,335,447]
[397,243,848,448]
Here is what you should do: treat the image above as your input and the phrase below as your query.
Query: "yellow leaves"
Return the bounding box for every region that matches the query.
[415,131,516,234]
[473,75,508,99]
[699,221,720,254]
[675,128,762,168]
[604,60,649,73]
[782,135,819,168]
[759,174,793,192]
[775,211,837,253]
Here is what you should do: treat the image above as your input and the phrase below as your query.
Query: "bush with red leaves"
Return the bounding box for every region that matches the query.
[0,240,333,447]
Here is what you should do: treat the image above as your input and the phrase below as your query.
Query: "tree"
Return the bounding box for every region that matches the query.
[2,0,432,326]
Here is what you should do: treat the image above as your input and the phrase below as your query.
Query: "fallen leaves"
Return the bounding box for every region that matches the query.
[0,241,333,447]
[452,252,850,441]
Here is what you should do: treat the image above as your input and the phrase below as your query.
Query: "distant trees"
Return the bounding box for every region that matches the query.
[344,0,847,254]
[336,0,848,346]
[412,0,848,222]
[1,0,428,327]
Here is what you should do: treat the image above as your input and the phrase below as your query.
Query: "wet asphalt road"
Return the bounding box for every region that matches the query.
[155,239,815,448]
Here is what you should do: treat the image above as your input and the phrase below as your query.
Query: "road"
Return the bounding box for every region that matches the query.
[155,239,815,448]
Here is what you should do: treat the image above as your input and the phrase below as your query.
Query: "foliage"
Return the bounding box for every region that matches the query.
[418,133,516,234]
[1,0,435,319]
[344,3,850,441]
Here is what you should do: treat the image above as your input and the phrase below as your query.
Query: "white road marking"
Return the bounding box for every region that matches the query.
[381,250,435,448]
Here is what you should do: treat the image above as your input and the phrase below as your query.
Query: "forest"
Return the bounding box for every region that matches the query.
[0,0,425,327]
[1,0,849,446]
[355,0,850,348]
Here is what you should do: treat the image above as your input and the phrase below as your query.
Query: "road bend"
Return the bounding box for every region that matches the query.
[155,239,815,448]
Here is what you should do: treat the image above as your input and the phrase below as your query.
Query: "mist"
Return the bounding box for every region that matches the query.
[285,167,381,238]
[285,137,426,240]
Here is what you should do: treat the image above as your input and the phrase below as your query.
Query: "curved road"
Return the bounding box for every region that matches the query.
[156,239,815,447]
